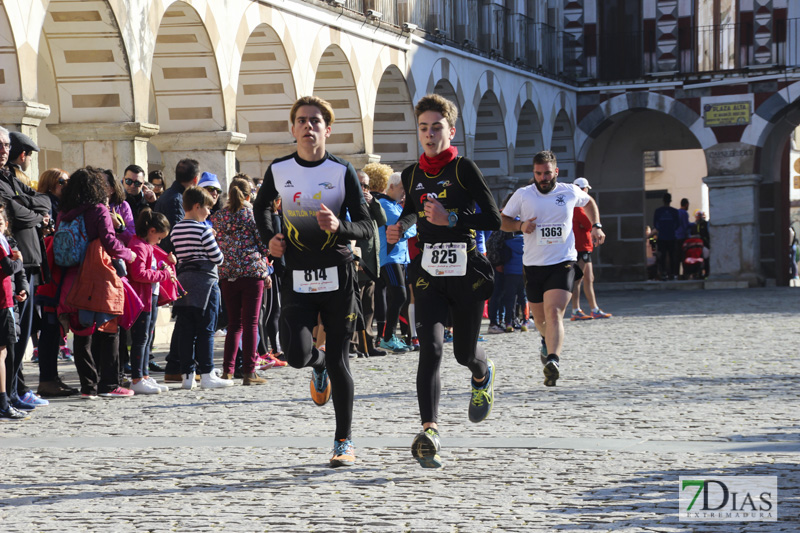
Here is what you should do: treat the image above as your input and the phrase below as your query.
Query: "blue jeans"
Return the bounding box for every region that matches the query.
[502,274,524,326]
[487,270,505,325]
[130,294,159,380]
[175,283,219,375]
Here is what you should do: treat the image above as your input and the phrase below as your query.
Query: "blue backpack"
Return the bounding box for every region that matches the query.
[53,214,88,267]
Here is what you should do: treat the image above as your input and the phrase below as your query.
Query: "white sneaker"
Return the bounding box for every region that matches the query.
[213,329,227,338]
[145,377,169,393]
[200,372,234,389]
[130,379,161,395]
[182,372,196,390]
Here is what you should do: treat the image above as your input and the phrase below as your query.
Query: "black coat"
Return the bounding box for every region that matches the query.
[0,166,50,267]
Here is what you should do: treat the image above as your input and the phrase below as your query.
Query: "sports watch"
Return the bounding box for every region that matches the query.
[592,223,603,229]
[447,212,458,228]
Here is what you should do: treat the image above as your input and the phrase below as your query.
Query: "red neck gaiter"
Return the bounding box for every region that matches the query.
[419,146,458,175]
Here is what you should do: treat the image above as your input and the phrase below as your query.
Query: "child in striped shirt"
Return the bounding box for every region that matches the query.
[171,187,232,390]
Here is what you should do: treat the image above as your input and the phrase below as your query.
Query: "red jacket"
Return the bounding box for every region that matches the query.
[64,239,124,317]
[127,236,173,312]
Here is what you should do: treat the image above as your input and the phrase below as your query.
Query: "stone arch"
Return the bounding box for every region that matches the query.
[233,21,298,178]
[432,78,466,156]
[577,92,716,162]
[235,24,297,145]
[0,3,21,101]
[149,1,226,133]
[471,70,508,138]
[426,58,468,128]
[551,108,575,182]
[749,80,800,148]
[582,108,705,283]
[512,82,544,184]
[513,101,543,182]
[39,1,133,124]
[473,90,508,196]
[312,44,364,154]
[372,65,417,169]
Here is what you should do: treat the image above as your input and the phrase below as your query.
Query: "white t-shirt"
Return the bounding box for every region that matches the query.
[502,182,591,266]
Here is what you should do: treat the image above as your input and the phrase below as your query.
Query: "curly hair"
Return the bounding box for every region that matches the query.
[362,162,393,193]
[60,167,109,213]
[414,94,459,129]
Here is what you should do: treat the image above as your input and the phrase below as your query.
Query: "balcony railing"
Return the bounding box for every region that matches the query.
[304,0,579,82]
[589,18,800,81]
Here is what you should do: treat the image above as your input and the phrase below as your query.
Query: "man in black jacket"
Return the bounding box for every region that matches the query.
[123,164,156,220]
[0,127,51,409]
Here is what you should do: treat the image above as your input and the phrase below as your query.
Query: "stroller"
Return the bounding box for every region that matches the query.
[682,236,706,279]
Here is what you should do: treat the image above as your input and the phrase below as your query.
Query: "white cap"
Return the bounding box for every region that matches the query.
[573,177,591,189]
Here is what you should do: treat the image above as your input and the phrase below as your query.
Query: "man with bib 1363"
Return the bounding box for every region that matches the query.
[500,150,605,387]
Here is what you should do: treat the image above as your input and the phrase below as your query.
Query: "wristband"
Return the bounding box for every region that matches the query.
[519,220,524,232]
[592,223,603,229]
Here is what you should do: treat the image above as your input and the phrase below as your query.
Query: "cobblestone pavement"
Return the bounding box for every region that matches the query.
[1,287,799,532]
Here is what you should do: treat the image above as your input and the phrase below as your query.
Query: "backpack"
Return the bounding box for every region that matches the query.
[53,214,88,267]
[486,230,510,267]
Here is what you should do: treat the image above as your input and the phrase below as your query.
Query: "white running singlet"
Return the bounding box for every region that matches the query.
[502,182,591,266]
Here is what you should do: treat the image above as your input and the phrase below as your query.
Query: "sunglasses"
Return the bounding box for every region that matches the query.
[57,178,68,185]
[124,178,144,187]
[360,183,370,190]
[205,187,221,194]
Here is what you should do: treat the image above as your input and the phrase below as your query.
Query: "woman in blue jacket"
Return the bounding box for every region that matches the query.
[377,172,416,352]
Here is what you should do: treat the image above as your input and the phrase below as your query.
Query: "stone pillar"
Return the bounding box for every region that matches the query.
[47,122,159,177]
[0,101,51,181]
[703,174,762,287]
[149,131,246,191]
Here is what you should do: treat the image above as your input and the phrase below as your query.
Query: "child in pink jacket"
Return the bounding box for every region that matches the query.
[127,209,176,395]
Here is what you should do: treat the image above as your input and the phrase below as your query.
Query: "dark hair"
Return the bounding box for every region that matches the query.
[414,93,459,129]
[680,198,689,208]
[226,178,252,212]
[9,146,30,163]
[124,164,145,177]
[135,208,170,238]
[533,150,557,166]
[182,186,214,211]
[60,167,108,213]
[148,169,164,184]
[175,159,200,184]
[663,193,672,204]
[102,169,126,205]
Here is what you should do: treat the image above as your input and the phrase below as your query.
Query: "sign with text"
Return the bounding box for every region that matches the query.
[679,476,777,521]
[704,102,752,127]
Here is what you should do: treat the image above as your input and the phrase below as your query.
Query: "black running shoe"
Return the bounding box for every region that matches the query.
[468,359,495,423]
[543,356,560,387]
[0,406,31,421]
[540,337,548,365]
[411,428,443,469]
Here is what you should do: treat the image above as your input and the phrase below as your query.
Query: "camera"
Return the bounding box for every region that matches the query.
[402,22,417,32]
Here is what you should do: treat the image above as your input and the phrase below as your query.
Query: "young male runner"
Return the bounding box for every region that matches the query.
[500,151,605,387]
[386,94,501,469]
[253,96,372,468]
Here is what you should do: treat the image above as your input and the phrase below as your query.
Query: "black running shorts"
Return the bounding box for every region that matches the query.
[577,251,592,263]
[523,261,577,304]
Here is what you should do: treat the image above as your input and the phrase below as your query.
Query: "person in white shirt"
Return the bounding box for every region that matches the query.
[500,151,605,386]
